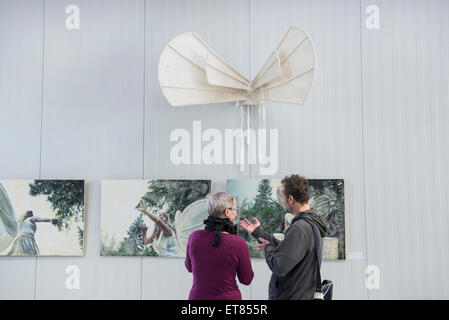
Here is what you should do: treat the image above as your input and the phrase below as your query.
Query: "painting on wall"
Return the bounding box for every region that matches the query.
[227,179,345,260]
[100,180,211,257]
[0,180,85,256]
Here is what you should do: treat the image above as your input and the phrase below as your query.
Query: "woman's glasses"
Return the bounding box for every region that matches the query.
[227,207,240,214]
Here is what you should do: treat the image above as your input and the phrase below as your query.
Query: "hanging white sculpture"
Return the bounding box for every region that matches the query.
[158,26,316,107]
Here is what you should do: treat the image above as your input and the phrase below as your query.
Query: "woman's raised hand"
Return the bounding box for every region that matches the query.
[139,201,148,213]
[138,224,148,233]
[239,217,261,234]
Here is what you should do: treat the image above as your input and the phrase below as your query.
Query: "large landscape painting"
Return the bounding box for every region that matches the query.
[101,180,211,257]
[227,179,345,260]
[0,180,85,256]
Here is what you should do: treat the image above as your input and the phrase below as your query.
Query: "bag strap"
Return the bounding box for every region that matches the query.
[300,218,322,293]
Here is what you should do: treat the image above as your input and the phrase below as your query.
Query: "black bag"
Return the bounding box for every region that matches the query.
[302,218,334,300]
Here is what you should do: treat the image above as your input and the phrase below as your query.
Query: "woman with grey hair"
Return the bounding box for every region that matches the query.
[185,192,254,300]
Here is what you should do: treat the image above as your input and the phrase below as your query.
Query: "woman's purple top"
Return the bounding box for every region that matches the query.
[185,229,254,300]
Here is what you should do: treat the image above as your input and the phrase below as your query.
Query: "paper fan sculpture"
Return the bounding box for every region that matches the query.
[159,26,316,107]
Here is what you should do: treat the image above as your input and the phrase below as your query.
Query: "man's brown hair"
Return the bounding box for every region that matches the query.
[281,174,310,204]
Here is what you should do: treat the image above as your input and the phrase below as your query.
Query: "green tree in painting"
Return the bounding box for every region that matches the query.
[117,213,158,257]
[254,179,272,207]
[118,213,145,256]
[142,244,158,257]
[237,179,285,243]
[137,180,210,222]
[100,233,119,256]
[28,180,85,249]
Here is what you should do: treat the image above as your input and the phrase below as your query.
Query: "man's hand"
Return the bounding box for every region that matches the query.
[257,238,270,252]
[239,217,261,234]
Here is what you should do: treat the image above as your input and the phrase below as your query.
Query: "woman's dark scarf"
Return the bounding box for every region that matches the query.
[203,216,237,247]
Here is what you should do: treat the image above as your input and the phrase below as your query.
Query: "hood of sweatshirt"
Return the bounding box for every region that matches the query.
[292,208,329,237]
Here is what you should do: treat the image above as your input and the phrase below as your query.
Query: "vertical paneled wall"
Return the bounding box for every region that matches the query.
[0,0,448,300]
[361,0,449,299]
[35,0,145,299]
[0,0,44,299]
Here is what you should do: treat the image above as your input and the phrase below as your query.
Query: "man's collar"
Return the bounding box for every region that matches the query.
[291,209,313,224]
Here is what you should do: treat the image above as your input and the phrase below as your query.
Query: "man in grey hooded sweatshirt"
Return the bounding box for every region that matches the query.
[240,174,329,300]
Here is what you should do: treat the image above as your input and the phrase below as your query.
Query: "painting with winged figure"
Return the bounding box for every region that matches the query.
[100,180,211,257]
[0,180,85,256]
[227,179,345,260]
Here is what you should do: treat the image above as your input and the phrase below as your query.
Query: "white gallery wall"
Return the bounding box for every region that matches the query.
[0,0,448,300]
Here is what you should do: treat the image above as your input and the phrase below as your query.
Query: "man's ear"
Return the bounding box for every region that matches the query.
[289,195,294,204]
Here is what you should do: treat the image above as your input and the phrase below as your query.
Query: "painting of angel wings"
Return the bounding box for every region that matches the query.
[100,180,211,257]
[0,180,85,256]
[227,179,345,260]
